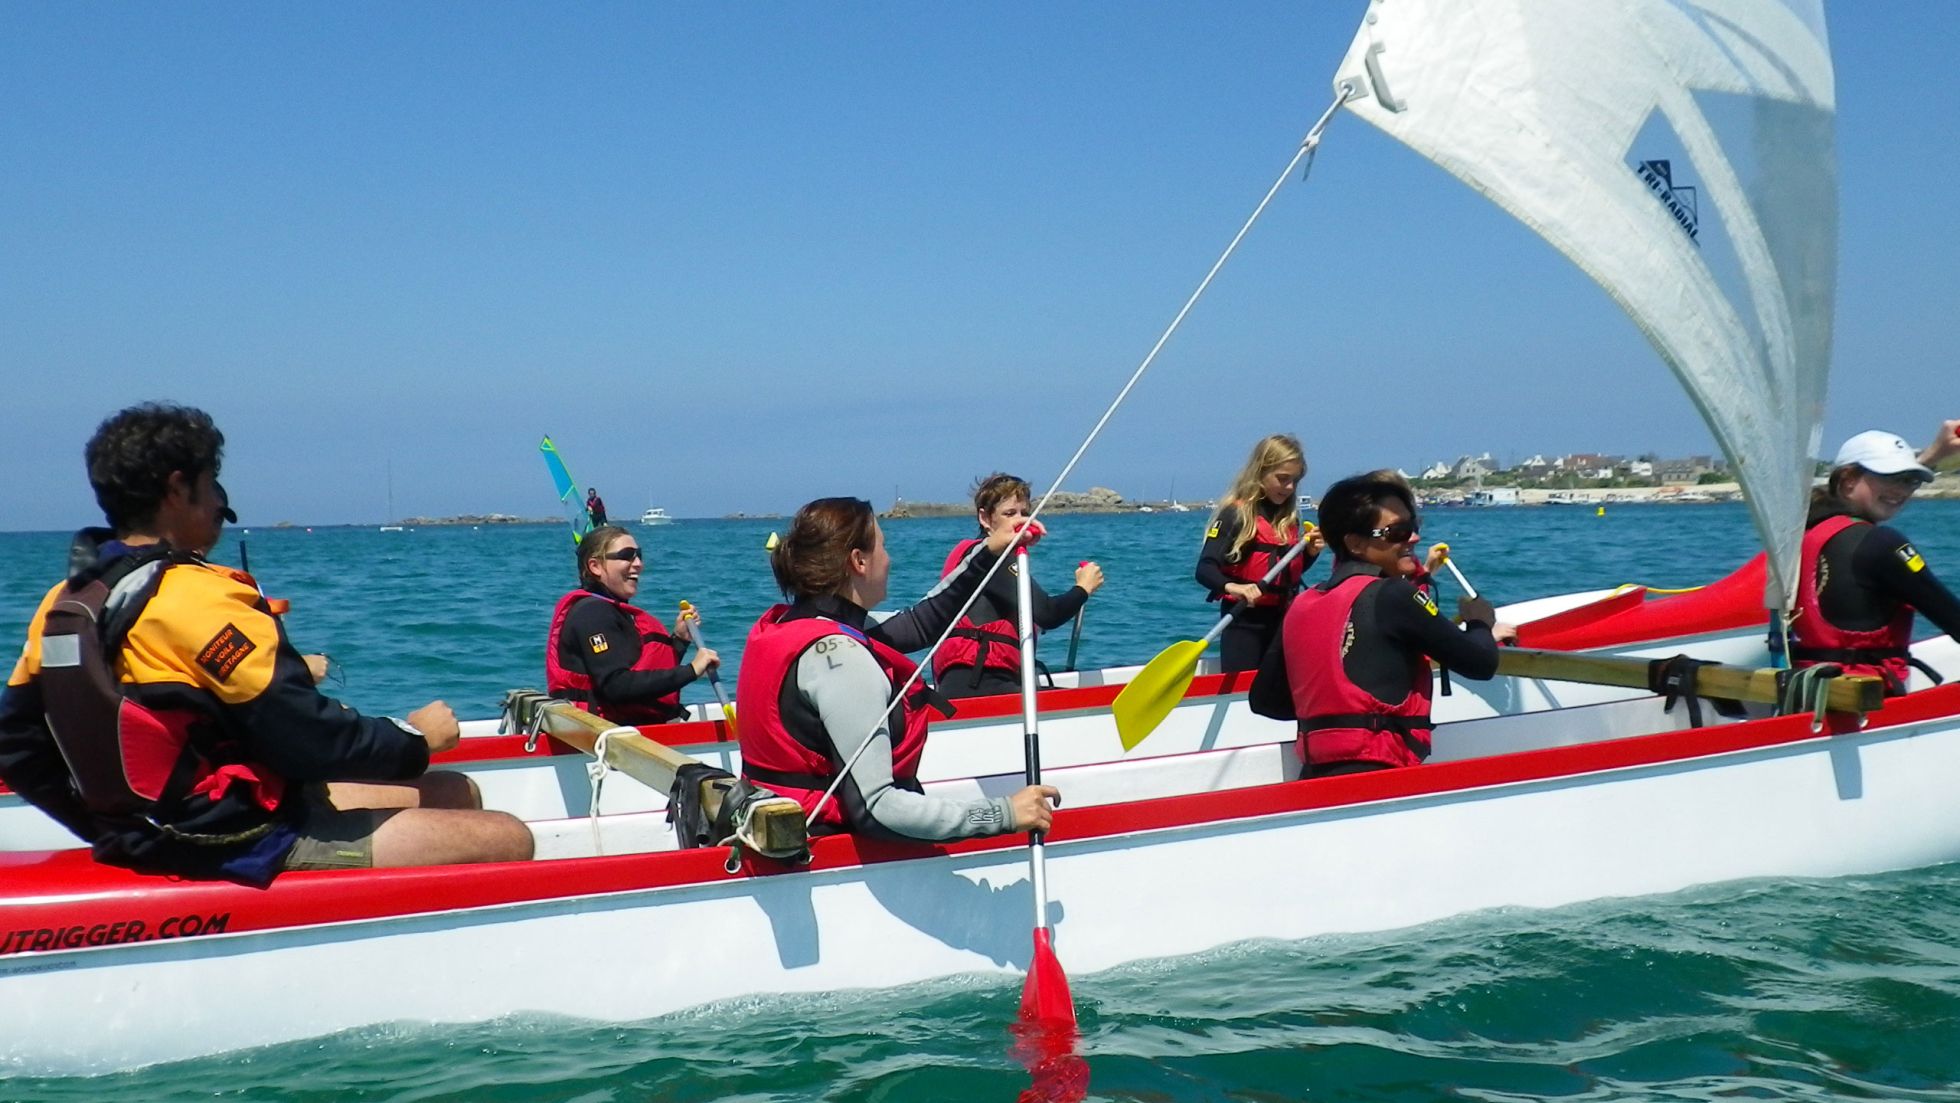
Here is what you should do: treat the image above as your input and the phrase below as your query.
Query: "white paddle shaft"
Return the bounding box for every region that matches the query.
[1016,546,1052,933]
[1442,557,1478,600]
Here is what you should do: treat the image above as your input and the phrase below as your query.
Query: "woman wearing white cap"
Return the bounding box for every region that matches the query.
[1790,421,1960,693]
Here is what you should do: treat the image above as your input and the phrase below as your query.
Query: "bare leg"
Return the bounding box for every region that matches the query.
[369,808,535,867]
[325,771,483,811]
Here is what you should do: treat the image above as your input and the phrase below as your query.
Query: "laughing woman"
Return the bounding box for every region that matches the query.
[736,497,1058,841]
[546,525,718,724]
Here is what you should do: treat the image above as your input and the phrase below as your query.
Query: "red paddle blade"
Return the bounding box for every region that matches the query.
[1019,927,1077,1027]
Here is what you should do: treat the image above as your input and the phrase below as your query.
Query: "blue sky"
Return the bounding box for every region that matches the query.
[2,3,1954,530]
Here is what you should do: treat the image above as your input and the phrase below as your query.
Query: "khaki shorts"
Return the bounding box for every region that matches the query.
[282,784,393,871]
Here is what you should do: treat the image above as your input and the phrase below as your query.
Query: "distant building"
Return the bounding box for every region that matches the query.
[1655,455,1720,485]
[1450,454,1496,481]
[1557,453,1621,480]
[1420,460,1454,480]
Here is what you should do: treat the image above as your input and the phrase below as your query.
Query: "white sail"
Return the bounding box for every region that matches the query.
[1335,0,1836,613]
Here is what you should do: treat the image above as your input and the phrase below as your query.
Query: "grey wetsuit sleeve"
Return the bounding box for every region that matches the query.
[795,640,1014,841]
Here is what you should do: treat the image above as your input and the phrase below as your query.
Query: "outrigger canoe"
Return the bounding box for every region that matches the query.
[0,629,1953,1072]
[6,0,1934,1077]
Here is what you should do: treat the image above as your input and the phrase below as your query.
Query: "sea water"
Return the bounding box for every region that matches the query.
[2,502,1958,1101]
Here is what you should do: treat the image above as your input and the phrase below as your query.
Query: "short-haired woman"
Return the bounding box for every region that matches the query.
[735,497,1058,840]
[1194,434,1323,671]
[546,525,718,724]
[931,473,1104,698]
[1250,472,1516,779]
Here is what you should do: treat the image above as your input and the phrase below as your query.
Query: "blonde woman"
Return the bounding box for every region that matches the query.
[1194,434,1324,671]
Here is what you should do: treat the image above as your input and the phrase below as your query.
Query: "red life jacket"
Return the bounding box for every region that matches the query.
[1790,514,1916,694]
[735,604,936,830]
[545,589,685,724]
[1221,510,1304,609]
[1281,573,1435,769]
[930,537,1023,685]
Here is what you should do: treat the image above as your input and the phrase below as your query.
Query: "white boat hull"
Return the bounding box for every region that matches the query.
[3,637,1956,1073]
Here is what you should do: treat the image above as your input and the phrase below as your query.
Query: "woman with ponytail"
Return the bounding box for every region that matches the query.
[734,497,1059,841]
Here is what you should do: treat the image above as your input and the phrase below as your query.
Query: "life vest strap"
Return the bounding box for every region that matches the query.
[743,762,830,792]
[1789,643,1909,663]
[952,625,1020,648]
[1298,712,1432,735]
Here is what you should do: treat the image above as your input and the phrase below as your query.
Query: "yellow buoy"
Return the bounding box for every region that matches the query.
[1596,506,1607,517]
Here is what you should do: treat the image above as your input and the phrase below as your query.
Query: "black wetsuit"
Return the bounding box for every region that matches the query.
[1194,507,1318,672]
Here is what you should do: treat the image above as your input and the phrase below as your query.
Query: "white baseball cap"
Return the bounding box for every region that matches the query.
[1832,430,1935,482]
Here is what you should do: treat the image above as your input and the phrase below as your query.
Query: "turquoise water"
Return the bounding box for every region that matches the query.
[3,503,1959,1101]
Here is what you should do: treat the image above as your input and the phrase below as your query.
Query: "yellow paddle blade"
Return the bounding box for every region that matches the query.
[1112,639,1208,751]
[720,704,738,738]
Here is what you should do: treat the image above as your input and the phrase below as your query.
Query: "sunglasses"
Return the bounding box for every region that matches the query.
[1365,521,1419,543]
[603,547,643,562]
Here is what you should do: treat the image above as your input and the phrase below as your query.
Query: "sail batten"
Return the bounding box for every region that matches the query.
[1336,0,1836,613]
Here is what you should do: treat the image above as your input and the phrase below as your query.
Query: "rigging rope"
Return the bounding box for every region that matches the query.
[586,726,634,855]
[807,84,1356,826]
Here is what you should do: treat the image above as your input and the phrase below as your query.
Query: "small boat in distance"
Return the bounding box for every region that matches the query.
[639,507,675,526]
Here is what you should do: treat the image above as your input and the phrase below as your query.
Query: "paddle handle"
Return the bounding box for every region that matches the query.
[1442,556,1478,600]
[679,602,734,715]
[1203,536,1312,646]
[1063,598,1085,674]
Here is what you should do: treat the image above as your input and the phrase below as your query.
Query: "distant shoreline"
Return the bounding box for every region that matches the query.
[94,472,1960,533]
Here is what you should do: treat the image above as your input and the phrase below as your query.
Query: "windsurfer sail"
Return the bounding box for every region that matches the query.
[539,435,594,545]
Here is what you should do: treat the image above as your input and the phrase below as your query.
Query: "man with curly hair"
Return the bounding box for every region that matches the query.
[0,402,533,883]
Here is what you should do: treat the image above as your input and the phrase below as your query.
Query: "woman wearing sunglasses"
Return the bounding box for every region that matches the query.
[735,497,1058,841]
[1249,472,1516,779]
[1195,434,1325,672]
[546,524,718,724]
[1790,423,1960,695]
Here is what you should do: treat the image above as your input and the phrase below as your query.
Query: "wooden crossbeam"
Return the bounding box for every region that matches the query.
[1494,648,1886,715]
[532,698,807,857]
